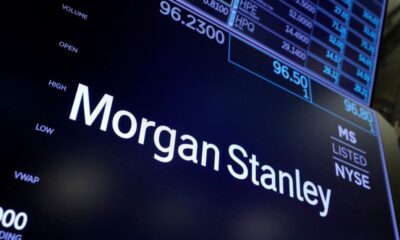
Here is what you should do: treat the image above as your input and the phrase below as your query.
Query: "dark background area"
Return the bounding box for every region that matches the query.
[373,0,400,145]
[0,0,399,239]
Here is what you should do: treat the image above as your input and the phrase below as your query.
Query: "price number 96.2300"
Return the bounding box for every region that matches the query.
[160,1,225,45]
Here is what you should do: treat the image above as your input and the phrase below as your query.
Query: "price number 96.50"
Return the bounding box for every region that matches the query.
[273,60,310,99]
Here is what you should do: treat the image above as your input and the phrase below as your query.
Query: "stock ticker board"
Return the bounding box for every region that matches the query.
[176,0,386,105]
[1,0,399,239]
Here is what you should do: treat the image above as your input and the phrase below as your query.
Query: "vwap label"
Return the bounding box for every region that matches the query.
[0,207,28,240]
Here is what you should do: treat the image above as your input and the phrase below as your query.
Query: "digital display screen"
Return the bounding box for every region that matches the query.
[1,0,398,239]
[176,0,386,105]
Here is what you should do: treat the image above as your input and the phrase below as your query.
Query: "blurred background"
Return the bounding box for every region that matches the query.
[374,0,400,144]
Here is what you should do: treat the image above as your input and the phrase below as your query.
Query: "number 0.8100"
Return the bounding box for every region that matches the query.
[0,207,28,231]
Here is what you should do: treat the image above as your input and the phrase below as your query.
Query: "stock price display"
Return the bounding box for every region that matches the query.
[176,0,386,104]
[1,0,398,239]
